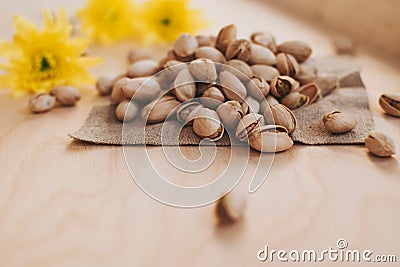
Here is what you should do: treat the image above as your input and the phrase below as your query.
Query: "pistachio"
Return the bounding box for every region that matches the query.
[194,46,226,64]
[127,59,159,78]
[379,94,400,117]
[29,93,56,113]
[296,83,320,104]
[215,189,247,224]
[323,110,357,134]
[259,99,271,114]
[219,71,247,103]
[275,53,299,77]
[121,77,161,103]
[225,39,252,62]
[248,125,294,153]
[250,65,280,82]
[266,95,280,106]
[242,96,260,114]
[280,92,309,110]
[246,77,270,101]
[193,108,224,141]
[263,104,297,133]
[111,77,129,103]
[225,60,253,81]
[96,74,122,96]
[50,85,81,106]
[236,113,264,141]
[158,60,188,89]
[270,76,300,98]
[196,35,216,47]
[216,24,237,54]
[127,50,151,64]
[176,102,203,125]
[115,100,139,122]
[174,33,198,58]
[216,100,244,129]
[174,69,196,102]
[315,75,338,96]
[250,32,277,53]
[297,63,317,85]
[365,131,396,157]
[201,87,225,109]
[277,41,312,63]
[141,95,180,124]
[189,58,218,83]
[248,44,276,65]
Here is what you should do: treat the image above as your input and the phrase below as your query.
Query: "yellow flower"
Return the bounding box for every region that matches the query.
[0,8,101,97]
[77,0,143,44]
[142,0,207,42]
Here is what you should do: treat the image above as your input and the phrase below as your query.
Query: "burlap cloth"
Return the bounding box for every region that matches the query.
[70,56,374,145]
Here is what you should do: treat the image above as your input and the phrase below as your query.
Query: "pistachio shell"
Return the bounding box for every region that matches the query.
[176,102,202,124]
[189,58,218,83]
[112,77,130,103]
[121,77,161,102]
[248,44,276,65]
[379,94,400,117]
[50,86,81,106]
[259,99,271,114]
[246,77,270,101]
[174,33,198,58]
[365,131,396,157]
[224,60,253,81]
[215,189,247,224]
[270,76,300,98]
[277,41,312,63]
[219,71,247,103]
[216,24,237,54]
[225,39,252,62]
[194,46,226,64]
[196,35,215,47]
[193,108,224,141]
[141,95,180,124]
[174,69,196,102]
[250,65,280,82]
[250,32,277,53]
[236,113,264,141]
[263,104,297,133]
[266,95,280,106]
[281,92,309,110]
[201,87,225,109]
[216,100,244,130]
[248,125,293,153]
[323,110,357,134]
[29,93,56,113]
[242,96,260,114]
[296,83,320,104]
[96,74,122,96]
[275,53,299,77]
[115,100,139,122]
[158,60,188,89]
[127,59,159,78]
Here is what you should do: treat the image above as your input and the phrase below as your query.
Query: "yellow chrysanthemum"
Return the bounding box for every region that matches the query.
[142,0,207,42]
[77,0,143,44]
[0,8,101,97]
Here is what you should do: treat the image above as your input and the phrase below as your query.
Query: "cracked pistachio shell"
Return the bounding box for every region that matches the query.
[277,41,312,63]
[225,39,252,62]
[141,95,180,124]
[50,86,81,106]
[29,93,56,113]
[127,59,159,78]
[248,44,276,66]
[365,131,396,157]
[194,46,226,64]
[323,110,357,134]
[216,24,237,53]
[216,100,244,130]
[121,77,161,102]
[219,71,247,103]
[215,189,247,224]
[246,77,270,101]
[174,69,196,102]
[250,65,280,82]
[242,96,260,115]
[201,87,225,109]
[176,102,202,124]
[296,83,321,104]
[236,113,264,141]
[193,108,224,141]
[224,60,253,82]
[248,125,293,153]
[275,53,299,77]
[189,58,218,83]
[250,32,277,53]
[196,35,216,47]
[174,33,198,58]
[379,94,400,117]
[115,100,139,122]
[280,92,309,110]
[270,76,300,98]
[264,104,297,134]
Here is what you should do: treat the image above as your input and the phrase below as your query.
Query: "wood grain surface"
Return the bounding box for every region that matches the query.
[0,0,399,266]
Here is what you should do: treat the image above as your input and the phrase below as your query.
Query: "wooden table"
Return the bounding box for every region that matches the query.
[0,0,399,266]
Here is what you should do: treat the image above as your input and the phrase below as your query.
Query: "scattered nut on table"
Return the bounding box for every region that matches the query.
[365,131,396,157]
[323,110,357,134]
[50,85,81,106]
[379,94,400,117]
[29,93,56,114]
[215,189,247,225]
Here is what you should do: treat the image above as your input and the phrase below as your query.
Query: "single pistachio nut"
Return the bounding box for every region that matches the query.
[296,83,320,104]
[121,77,161,102]
[111,77,129,103]
[201,87,225,109]
[266,95,280,106]
[280,92,309,110]
[96,74,122,96]
[141,95,180,124]
[248,125,294,153]
[174,33,198,58]
[158,60,188,88]
[176,102,203,125]
[277,41,312,63]
[275,53,299,77]
[219,71,247,103]
[189,58,218,83]
[216,24,237,54]
[216,100,244,130]
[236,113,264,141]
[127,59,159,78]
[250,32,277,53]
[242,96,260,114]
[248,44,276,66]
[250,65,280,82]
[50,85,81,106]
[379,94,400,117]
[297,63,317,85]
[194,46,226,64]
[193,108,224,141]
[315,75,339,96]
[115,100,139,122]
[246,77,270,101]
[263,104,297,133]
[224,60,253,82]
[196,35,215,47]
[270,76,300,98]
[127,50,151,64]
[215,189,247,225]
[174,69,196,102]
[225,39,252,62]
[323,110,357,134]
[29,93,56,113]
[365,131,396,157]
